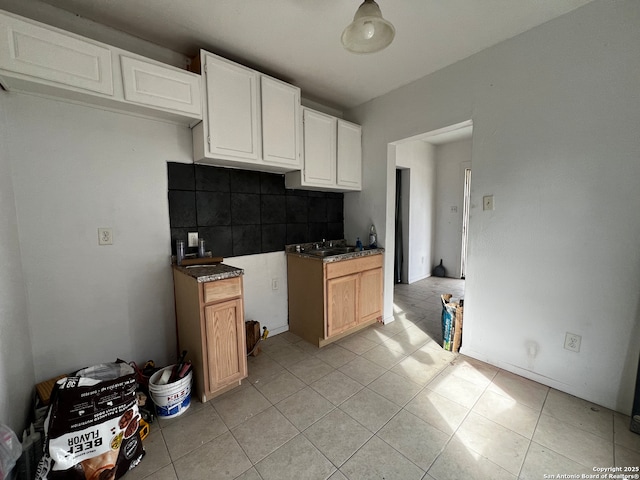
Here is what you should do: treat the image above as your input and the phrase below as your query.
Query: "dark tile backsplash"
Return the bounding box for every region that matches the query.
[196,191,231,226]
[195,164,229,192]
[168,163,344,257]
[168,191,196,227]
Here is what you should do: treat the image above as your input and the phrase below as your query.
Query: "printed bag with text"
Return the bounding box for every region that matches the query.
[36,361,145,480]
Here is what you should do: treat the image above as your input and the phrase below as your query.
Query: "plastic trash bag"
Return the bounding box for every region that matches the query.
[0,424,22,480]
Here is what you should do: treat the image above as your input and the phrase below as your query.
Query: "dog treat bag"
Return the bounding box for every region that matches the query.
[36,362,145,480]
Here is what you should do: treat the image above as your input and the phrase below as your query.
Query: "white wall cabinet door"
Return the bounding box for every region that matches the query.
[0,12,113,95]
[120,55,201,117]
[337,119,362,190]
[285,108,361,191]
[261,76,301,169]
[302,108,337,186]
[203,53,260,161]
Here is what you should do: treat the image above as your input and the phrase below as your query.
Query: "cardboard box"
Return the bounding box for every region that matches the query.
[441,294,463,353]
[35,374,68,406]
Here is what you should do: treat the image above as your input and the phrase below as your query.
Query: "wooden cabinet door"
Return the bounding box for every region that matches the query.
[261,76,301,168]
[204,298,247,392]
[359,268,383,323]
[203,53,260,161]
[303,108,337,186]
[327,273,359,337]
[337,119,362,190]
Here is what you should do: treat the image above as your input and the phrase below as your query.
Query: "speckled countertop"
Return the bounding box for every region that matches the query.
[285,240,384,263]
[173,263,243,283]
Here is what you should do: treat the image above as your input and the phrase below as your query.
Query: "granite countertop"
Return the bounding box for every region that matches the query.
[173,263,244,283]
[319,248,384,263]
[285,240,384,263]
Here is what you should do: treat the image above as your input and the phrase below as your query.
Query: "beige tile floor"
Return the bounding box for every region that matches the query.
[129,277,640,480]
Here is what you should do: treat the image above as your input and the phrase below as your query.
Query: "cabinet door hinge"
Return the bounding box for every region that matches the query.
[207,135,211,145]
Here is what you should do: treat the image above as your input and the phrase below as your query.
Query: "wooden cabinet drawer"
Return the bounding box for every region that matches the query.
[203,276,242,304]
[325,254,383,280]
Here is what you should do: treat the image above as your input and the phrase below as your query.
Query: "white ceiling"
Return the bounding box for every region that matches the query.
[0,0,593,110]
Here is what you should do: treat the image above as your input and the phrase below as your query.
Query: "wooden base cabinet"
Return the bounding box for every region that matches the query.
[326,273,359,338]
[173,270,247,402]
[288,253,383,347]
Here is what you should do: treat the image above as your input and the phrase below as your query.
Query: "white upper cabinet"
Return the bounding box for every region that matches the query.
[337,119,362,190]
[302,108,337,186]
[120,55,202,117]
[201,52,261,161]
[261,76,301,168]
[193,50,302,173]
[0,11,113,95]
[285,108,362,192]
[0,10,202,124]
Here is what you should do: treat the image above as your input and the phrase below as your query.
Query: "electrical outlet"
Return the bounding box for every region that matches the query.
[564,332,581,352]
[271,278,279,290]
[483,195,494,211]
[98,228,113,245]
[188,232,199,247]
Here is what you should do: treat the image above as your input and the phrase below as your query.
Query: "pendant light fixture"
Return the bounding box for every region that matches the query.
[341,0,395,54]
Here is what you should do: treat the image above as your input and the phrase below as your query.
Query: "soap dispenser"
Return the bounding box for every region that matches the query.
[355,237,363,251]
[369,224,377,248]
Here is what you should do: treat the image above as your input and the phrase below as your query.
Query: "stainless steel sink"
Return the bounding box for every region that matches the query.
[331,246,357,253]
[307,246,357,257]
[307,249,336,257]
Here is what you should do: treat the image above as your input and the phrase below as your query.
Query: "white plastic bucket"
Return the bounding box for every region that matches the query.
[148,365,192,419]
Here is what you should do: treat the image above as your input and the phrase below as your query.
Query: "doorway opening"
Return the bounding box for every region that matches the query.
[388,120,472,343]
[460,167,472,279]
[394,169,403,284]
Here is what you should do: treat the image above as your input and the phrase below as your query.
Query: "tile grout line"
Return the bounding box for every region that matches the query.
[422,364,525,479]
[515,384,550,479]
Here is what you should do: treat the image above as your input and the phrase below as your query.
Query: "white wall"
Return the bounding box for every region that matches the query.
[224,252,289,336]
[2,91,193,382]
[2,90,292,387]
[395,141,436,284]
[433,139,472,279]
[345,0,640,412]
[0,100,35,433]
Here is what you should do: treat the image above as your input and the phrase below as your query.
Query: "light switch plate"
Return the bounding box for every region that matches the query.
[483,195,494,211]
[188,232,199,247]
[98,228,113,245]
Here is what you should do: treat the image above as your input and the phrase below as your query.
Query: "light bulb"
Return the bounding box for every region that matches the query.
[362,21,375,40]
